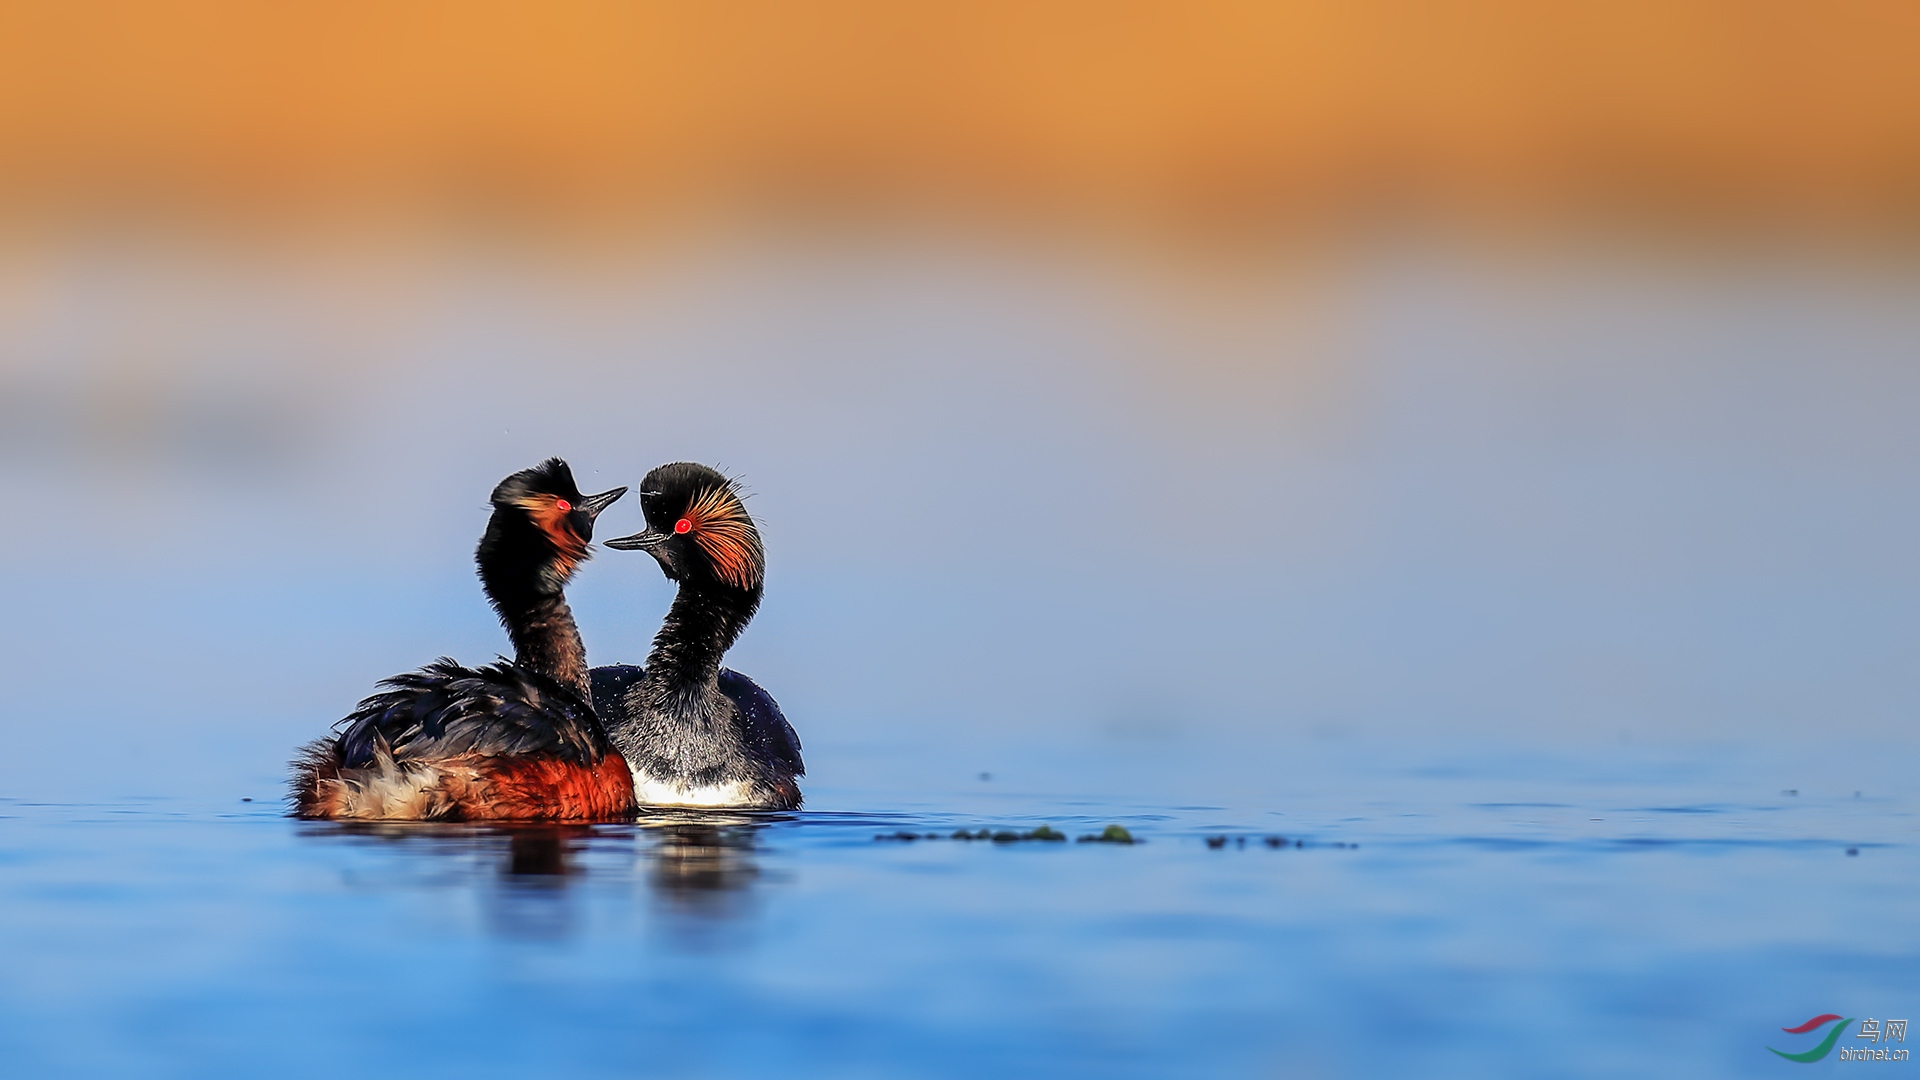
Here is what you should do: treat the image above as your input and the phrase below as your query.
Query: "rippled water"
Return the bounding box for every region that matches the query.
[0,740,1910,1078]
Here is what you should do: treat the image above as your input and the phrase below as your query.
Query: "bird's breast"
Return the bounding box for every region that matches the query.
[626,764,766,808]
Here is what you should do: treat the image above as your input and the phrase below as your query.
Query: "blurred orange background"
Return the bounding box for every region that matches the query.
[2,1,1918,799]
[1,0,1916,228]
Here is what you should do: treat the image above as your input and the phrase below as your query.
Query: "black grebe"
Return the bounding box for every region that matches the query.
[291,459,635,821]
[592,463,804,810]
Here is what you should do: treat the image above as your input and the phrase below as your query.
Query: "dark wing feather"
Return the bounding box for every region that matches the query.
[718,668,804,778]
[336,658,607,767]
[588,663,647,724]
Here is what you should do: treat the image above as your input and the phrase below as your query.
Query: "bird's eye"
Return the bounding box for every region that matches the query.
[555,499,572,512]
[674,518,692,534]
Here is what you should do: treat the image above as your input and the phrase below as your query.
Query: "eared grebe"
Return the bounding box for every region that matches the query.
[592,463,804,810]
[291,459,634,821]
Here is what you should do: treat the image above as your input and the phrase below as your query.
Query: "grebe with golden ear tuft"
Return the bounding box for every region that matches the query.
[593,462,804,810]
[290,458,634,821]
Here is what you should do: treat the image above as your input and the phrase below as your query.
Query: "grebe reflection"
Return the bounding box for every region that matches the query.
[635,812,766,916]
[293,815,776,932]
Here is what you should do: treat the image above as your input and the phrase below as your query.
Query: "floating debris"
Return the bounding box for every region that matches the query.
[921,825,1075,843]
[1205,835,1357,850]
[1847,847,1859,856]
[876,825,1125,845]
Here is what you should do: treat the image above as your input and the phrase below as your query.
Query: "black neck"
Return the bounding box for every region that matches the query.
[502,593,589,700]
[643,581,762,694]
[477,523,589,700]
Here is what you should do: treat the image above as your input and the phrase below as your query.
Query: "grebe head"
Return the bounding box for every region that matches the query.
[604,462,764,592]
[479,458,627,592]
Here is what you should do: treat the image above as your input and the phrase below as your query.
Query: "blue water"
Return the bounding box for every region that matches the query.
[0,741,1910,1078]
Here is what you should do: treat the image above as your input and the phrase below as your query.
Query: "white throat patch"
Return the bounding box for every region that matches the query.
[628,765,764,809]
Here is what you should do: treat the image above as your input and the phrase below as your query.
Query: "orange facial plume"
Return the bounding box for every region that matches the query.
[679,483,764,591]
[516,493,590,577]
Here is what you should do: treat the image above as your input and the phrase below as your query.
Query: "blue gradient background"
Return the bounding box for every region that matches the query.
[0,231,1915,1076]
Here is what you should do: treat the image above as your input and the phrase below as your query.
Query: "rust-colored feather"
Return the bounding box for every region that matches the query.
[292,749,635,822]
[465,753,636,820]
[516,494,589,577]
[681,483,764,590]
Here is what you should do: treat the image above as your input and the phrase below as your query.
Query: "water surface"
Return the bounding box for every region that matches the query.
[1,741,1910,1078]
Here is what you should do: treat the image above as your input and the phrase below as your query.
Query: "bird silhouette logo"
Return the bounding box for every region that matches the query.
[1768,1014,1851,1062]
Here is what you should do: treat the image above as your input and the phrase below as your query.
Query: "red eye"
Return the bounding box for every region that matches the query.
[674,518,692,534]
[555,499,572,512]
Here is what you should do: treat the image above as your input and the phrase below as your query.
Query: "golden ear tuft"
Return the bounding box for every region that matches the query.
[681,484,764,590]
[513,494,590,568]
